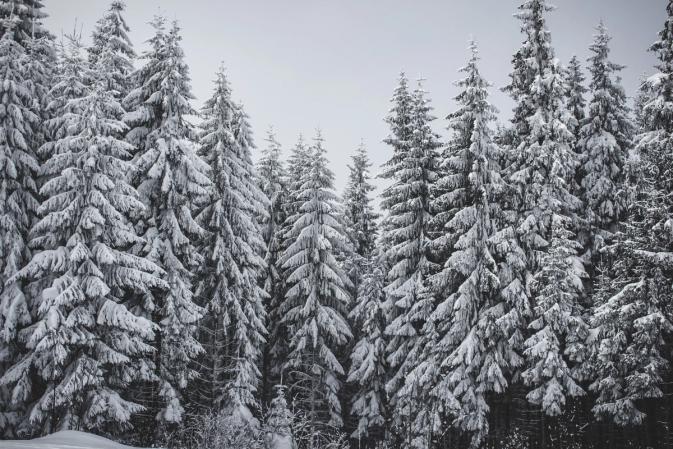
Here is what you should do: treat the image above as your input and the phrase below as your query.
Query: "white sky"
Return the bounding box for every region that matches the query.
[46,0,665,194]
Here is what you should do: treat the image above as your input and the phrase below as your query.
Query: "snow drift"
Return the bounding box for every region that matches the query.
[2,430,150,449]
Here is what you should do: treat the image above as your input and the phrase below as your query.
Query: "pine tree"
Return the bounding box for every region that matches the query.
[87,0,135,103]
[343,142,379,260]
[578,23,634,252]
[0,0,51,45]
[502,0,583,367]
[264,385,296,449]
[195,67,267,410]
[408,42,515,447]
[2,34,164,436]
[347,249,387,442]
[502,0,556,152]
[123,15,166,163]
[283,135,312,232]
[522,214,587,416]
[0,20,40,437]
[341,142,379,319]
[269,136,310,381]
[588,0,673,427]
[279,132,352,433]
[124,18,210,428]
[257,129,287,402]
[379,76,441,447]
[41,33,90,161]
[565,55,587,139]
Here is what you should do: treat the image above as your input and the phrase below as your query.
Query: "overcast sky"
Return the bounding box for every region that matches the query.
[46,0,666,193]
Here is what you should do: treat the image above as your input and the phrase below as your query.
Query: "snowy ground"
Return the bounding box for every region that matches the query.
[2,430,151,449]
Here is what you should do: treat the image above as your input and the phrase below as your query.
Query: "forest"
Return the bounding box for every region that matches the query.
[1,1,673,449]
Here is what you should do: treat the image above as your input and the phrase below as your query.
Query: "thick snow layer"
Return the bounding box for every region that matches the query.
[2,430,150,449]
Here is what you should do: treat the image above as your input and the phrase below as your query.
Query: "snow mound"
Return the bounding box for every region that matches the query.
[2,430,151,449]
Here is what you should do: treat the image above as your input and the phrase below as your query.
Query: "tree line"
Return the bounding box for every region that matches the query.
[1,1,673,449]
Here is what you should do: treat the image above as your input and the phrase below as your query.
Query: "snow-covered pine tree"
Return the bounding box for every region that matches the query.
[587,0,673,427]
[282,135,312,234]
[633,73,652,134]
[503,0,583,368]
[522,213,587,417]
[124,18,210,429]
[87,0,135,103]
[501,0,555,155]
[0,0,55,174]
[343,142,379,261]
[407,42,514,448]
[565,55,587,139]
[257,128,287,403]
[347,249,387,443]
[0,0,51,45]
[269,135,311,381]
[279,131,352,433]
[380,76,441,447]
[588,213,672,426]
[0,20,40,437]
[577,23,634,254]
[41,32,90,162]
[341,142,379,441]
[195,67,267,410]
[264,385,296,449]
[341,142,379,325]
[123,15,167,164]
[1,34,164,436]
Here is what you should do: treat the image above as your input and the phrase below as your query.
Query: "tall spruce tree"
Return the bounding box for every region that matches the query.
[124,18,210,428]
[279,132,352,433]
[269,135,310,381]
[2,34,164,436]
[409,42,514,447]
[501,2,584,393]
[195,68,267,410]
[0,21,40,437]
[588,0,673,427]
[257,128,287,402]
[578,23,633,252]
[87,1,134,103]
[380,76,441,447]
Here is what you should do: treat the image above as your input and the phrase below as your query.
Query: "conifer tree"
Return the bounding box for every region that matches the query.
[257,129,287,402]
[341,142,379,317]
[2,34,164,436]
[379,76,441,446]
[0,0,51,45]
[88,0,135,102]
[347,249,387,442]
[195,68,267,409]
[269,136,310,380]
[264,385,296,449]
[124,15,166,163]
[578,23,633,251]
[343,143,379,260]
[522,214,587,416]
[408,43,515,447]
[501,1,583,374]
[588,0,673,426]
[279,132,352,432]
[0,21,40,437]
[124,18,210,427]
[565,55,587,138]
